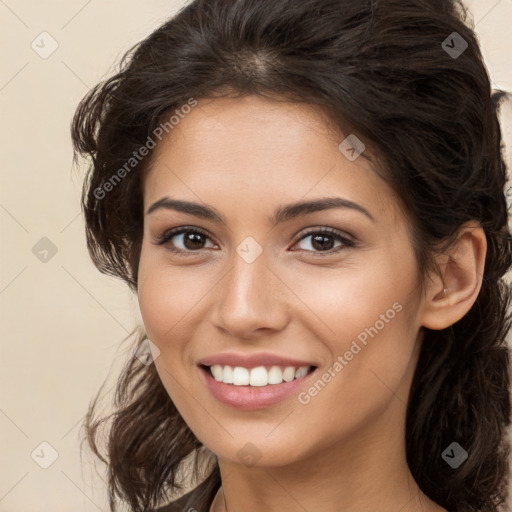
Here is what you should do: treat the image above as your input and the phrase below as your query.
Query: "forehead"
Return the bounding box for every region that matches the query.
[151,95,362,167]
[143,95,396,224]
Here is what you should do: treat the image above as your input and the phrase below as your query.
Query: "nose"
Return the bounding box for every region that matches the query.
[210,250,290,340]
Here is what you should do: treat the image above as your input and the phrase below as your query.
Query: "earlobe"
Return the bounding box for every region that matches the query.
[420,223,487,331]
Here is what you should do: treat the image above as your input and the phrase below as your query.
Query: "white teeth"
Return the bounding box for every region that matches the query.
[282,367,295,382]
[232,366,249,385]
[223,365,234,384]
[211,364,223,381]
[294,366,309,379]
[249,366,268,387]
[268,365,283,384]
[208,364,312,386]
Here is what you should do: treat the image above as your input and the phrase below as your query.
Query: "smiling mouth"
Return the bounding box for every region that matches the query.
[199,364,317,387]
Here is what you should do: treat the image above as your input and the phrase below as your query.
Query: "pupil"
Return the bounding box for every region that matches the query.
[312,234,334,251]
[185,232,204,249]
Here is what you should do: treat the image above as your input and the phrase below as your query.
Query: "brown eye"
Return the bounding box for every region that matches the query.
[157,227,217,253]
[293,228,354,253]
[180,231,208,250]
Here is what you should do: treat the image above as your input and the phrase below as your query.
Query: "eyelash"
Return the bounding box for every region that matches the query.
[155,226,355,256]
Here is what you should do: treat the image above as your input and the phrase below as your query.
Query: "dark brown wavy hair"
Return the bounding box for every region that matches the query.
[70,0,512,510]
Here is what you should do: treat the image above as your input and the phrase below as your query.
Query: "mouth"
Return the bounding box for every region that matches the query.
[199,363,317,387]
[198,363,319,409]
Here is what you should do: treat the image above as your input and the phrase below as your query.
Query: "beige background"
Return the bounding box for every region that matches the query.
[1,1,511,511]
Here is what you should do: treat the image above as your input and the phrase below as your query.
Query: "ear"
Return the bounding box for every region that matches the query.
[420,222,487,330]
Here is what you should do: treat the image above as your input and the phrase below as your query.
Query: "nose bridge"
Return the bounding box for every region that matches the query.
[211,246,288,337]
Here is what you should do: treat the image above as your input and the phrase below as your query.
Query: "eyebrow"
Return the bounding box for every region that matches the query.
[146,196,375,223]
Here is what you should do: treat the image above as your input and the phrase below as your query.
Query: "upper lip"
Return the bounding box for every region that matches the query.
[198,352,317,369]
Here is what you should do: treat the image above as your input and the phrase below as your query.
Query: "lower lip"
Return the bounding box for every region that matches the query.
[198,365,318,410]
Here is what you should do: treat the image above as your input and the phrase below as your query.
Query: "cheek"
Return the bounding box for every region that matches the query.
[284,252,421,407]
[289,303,419,462]
[137,249,211,344]
[281,252,415,343]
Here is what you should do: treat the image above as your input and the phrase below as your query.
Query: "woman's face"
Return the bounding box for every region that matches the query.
[137,95,427,467]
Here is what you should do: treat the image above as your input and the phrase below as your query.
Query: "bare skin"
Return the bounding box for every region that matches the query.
[137,94,486,512]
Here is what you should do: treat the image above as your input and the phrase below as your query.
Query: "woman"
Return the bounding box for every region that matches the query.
[71,0,512,511]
